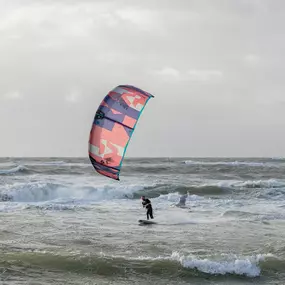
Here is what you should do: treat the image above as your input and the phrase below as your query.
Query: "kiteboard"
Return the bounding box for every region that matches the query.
[138,219,157,225]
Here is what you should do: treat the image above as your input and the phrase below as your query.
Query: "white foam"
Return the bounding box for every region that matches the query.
[25,202,84,212]
[171,251,262,277]
[153,192,203,205]
[184,160,275,167]
[24,161,66,166]
[25,161,90,167]
[199,178,285,189]
[270,157,285,160]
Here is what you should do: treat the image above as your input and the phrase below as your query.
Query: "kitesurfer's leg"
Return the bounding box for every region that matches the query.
[149,208,154,219]
[146,208,150,220]
[146,204,154,220]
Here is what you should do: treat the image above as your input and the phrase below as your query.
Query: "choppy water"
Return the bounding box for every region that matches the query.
[1,157,285,284]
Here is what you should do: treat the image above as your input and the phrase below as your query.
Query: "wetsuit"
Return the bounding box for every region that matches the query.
[142,198,153,220]
[179,195,187,206]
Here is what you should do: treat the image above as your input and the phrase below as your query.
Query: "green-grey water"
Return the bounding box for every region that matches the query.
[0,157,285,284]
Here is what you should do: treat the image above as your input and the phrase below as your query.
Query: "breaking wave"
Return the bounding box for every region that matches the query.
[0,165,29,175]
[184,160,279,168]
[0,251,277,278]
[1,177,285,203]
[0,181,156,203]
[215,178,285,189]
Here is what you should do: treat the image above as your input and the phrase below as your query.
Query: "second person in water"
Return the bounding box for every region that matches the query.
[176,191,190,207]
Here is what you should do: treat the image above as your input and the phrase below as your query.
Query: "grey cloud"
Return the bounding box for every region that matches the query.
[1,0,285,157]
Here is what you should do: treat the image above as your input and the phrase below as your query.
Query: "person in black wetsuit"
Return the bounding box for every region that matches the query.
[141,196,154,220]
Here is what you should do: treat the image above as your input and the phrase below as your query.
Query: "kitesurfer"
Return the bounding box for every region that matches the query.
[141,196,154,220]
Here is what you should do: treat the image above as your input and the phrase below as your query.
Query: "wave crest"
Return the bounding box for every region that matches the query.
[0,165,28,175]
[184,160,277,168]
[2,251,275,278]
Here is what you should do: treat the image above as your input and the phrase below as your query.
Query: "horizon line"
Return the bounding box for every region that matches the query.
[0,156,284,159]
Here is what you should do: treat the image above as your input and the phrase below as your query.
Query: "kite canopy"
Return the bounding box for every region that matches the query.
[88,85,154,180]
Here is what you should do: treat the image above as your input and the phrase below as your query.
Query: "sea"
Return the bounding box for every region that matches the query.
[0,157,285,285]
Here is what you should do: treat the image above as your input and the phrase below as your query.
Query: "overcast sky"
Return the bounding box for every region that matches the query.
[0,0,284,157]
